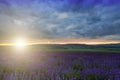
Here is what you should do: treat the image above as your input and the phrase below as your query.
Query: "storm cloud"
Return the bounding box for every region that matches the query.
[0,0,120,41]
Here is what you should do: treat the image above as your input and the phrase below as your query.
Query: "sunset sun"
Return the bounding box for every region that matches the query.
[14,38,26,48]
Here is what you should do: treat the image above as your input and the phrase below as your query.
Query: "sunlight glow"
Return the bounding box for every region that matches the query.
[14,38,26,49]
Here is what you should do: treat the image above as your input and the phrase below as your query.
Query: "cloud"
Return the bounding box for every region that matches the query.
[0,0,120,41]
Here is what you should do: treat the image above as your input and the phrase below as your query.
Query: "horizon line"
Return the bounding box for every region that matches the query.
[0,42,120,46]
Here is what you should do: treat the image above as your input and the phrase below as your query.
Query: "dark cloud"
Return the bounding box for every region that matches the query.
[0,0,120,41]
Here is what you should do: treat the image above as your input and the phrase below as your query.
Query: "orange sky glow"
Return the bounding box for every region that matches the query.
[0,39,120,46]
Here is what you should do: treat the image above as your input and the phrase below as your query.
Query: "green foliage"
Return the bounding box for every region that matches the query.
[39,68,48,73]
[54,60,63,67]
[61,72,82,80]
[85,74,108,80]
[86,74,98,80]
[71,64,84,71]
[0,66,14,73]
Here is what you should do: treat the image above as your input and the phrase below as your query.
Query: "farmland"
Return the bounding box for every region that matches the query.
[0,44,120,80]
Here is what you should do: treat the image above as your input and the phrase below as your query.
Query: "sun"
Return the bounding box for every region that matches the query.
[14,38,26,48]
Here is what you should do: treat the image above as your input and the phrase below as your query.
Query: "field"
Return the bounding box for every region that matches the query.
[0,45,120,80]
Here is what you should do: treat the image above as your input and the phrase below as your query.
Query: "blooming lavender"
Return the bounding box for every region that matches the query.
[0,52,120,80]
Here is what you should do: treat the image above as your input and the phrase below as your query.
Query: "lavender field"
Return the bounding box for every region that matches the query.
[0,50,120,80]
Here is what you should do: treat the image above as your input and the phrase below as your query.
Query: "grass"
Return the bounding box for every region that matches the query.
[1,45,120,53]
[40,48,120,53]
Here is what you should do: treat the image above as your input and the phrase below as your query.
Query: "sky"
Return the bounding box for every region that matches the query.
[0,0,120,44]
